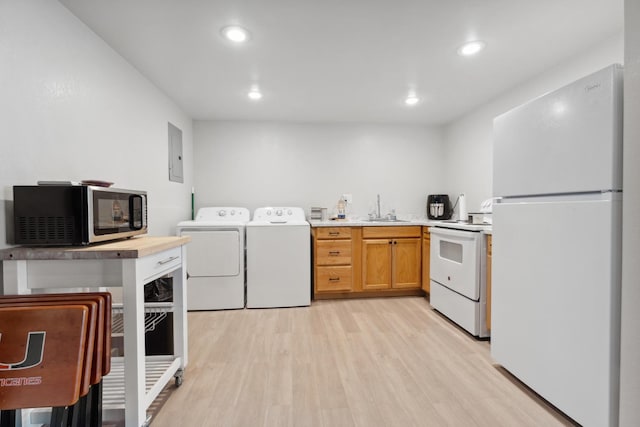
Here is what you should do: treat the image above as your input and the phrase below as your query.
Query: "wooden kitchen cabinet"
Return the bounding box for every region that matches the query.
[486,234,492,330]
[422,227,431,294]
[313,226,357,296]
[312,225,423,299]
[362,226,421,291]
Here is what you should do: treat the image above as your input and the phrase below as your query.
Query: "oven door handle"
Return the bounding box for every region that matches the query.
[429,227,479,239]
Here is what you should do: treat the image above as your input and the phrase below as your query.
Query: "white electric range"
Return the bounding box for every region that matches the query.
[429,221,491,338]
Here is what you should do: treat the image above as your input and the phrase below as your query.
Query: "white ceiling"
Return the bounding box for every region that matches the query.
[59,0,623,125]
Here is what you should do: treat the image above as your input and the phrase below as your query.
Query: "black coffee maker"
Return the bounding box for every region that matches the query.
[427,194,452,220]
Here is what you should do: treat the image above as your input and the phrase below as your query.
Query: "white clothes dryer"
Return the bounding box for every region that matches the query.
[246,207,310,308]
[176,207,250,310]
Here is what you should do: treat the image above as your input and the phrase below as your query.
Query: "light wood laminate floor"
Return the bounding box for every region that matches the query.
[151,297,576,426]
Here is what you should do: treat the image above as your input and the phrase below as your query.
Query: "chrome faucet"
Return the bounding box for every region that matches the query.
[377,194,381,219]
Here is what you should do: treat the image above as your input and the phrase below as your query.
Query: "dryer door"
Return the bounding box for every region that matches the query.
[182,230,240,277]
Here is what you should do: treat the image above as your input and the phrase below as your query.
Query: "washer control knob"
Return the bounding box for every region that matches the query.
[276,209,283,216]
[266,210,272,216]
[287,209,293,215]
[218,210,226,217]
[230,210,235,215]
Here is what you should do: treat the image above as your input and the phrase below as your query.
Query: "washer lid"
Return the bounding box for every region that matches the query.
[177,220,248,228]
[247,219,309,226]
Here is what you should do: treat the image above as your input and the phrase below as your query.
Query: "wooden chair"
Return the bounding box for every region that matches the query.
[0,292,112,427]
[0,305,88,427]
[0,293,112,378]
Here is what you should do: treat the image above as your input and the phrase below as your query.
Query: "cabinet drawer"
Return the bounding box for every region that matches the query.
[362,226,421,239]
[316,227,352,239]
[139,247,182,282]
[316,240,352,265]
[316,266,353,291]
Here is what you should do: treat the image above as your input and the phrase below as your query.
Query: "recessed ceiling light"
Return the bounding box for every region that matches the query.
[405,95,420,106]
[457,40,486,56]
[248,88,263,100]
[221,25,250,43]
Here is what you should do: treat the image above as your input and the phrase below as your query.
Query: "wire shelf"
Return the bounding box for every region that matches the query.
[111,303,174,334]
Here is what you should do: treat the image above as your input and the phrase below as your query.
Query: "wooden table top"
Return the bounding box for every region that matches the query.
[0,236,191,261]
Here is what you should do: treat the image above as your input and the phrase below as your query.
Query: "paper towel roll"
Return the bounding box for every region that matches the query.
[458,193,467,222]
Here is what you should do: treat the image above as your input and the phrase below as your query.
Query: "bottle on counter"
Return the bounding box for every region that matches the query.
[458,193,467,222]
[337,198,346,219]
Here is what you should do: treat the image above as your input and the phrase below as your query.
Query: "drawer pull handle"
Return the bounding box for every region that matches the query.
[157,255,179,265]
[328,251,341,255]
[329,277,341,282]
[328,232,340,236]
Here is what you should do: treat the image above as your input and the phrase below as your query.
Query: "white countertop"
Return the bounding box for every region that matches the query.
[309,218,492,233]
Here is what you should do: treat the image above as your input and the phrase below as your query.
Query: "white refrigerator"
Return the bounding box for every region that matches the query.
[491,64,623,427]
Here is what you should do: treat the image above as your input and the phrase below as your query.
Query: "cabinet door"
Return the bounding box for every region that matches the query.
[393,238,422,289]
[362,239,392,290]
[422,231,430,293]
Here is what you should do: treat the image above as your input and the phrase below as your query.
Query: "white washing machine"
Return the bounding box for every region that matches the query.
[246,207,311,308]
[176,207,250,310]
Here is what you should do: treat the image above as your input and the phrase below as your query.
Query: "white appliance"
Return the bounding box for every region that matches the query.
[492,64,623,427]
[430,224,489,338]
[246,207,311,308]
[176,207,250,310]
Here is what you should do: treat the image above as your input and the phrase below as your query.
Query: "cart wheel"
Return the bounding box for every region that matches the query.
[174,370,184,387]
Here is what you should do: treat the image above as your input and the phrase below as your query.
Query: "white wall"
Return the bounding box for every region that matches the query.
[193,32,623,220]
[620,1,640,424]
[0,0,194,257]
[442,33,624,214]
[193,121,444,219]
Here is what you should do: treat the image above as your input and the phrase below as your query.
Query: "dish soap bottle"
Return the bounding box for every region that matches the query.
[337,197,346,219]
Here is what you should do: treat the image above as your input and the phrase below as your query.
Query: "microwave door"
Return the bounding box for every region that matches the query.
[129,194,145,230]
[90,189,147,242]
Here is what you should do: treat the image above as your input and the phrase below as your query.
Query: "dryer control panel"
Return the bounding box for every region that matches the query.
[252,207,306,222]
[196,207,250,222]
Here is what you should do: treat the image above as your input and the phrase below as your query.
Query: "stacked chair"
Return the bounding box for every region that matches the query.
[0,292,111,427]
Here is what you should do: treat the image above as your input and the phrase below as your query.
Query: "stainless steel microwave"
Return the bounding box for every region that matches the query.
[13,185,147,245]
